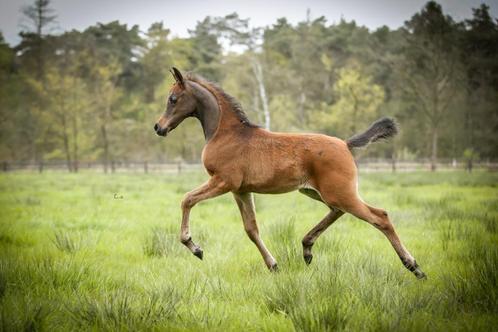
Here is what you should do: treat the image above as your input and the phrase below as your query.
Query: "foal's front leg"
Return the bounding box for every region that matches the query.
[180,176,228,259]
[233,192,278,271]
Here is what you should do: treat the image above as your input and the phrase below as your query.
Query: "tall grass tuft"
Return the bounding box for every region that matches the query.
[21,304,45,332]
[264,270,350,331]
[143,226,180,257]
[268,217,300,268]
[446,244,498,312]
[24,257,89,291]
[0,297,48,332]
[290,301,350,332]
[52,230,82,253]
[265,274,302,315]
[439,220,454,251]
[479,211,497,234]
[0,263,6,300]
[68,287,181,330]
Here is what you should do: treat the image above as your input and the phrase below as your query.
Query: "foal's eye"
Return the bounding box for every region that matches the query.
[169,94,177,105]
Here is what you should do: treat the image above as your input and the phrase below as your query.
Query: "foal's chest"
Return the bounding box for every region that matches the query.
[201,139,241,176]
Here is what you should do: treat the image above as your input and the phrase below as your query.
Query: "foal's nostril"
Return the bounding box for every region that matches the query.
[154,123,159,131]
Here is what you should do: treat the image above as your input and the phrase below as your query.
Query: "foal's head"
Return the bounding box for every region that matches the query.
[154,67,197,137]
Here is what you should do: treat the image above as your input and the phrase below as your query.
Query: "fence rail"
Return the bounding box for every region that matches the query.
[0,161,201,174]
[1,159,497,173]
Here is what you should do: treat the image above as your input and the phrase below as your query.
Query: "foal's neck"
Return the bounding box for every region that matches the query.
[190,81,220,141]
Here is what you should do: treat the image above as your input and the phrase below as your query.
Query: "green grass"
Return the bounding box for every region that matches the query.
[0,170,497,331]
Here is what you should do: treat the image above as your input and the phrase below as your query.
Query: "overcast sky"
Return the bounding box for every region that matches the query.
[1,0,497,46]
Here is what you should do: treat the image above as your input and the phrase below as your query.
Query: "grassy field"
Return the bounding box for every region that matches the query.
[0,171,497,331]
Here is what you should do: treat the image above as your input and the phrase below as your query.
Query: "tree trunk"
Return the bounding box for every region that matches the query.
[252,86,262,124]
[467,159,473,173]
[61,113,72,172]
[350,90,359,135]
[251,59,270,130]
[101,124,109,174]
[297,92,306,124]
[36,137,45,173]
[71,77,79,173]
[72,115,79,173]
[431,127,438,171]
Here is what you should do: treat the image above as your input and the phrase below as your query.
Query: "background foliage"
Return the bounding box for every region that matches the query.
[0,1,497,170]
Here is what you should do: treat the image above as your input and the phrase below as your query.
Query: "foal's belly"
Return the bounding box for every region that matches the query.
[240,182,302,194]
[237,167,307,194]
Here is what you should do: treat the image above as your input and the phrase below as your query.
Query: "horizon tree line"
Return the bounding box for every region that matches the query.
[0,1,497,172]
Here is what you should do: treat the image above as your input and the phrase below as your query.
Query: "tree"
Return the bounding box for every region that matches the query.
[397,1,463,170]
[11,0,58,168]
[201,13,272,130]
[0,33,23,161]
[93,61,122,173]
[462,4,498,158]
[311,66,384,139]
[20,0,57,80]
[80,22,144,172]
[188,17,223,81]
[333,67,385,135]
[42,60,89,172]
[141,22,171,103]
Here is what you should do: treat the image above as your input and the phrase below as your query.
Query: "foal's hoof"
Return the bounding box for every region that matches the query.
[304,254,313,265]
[269,263,279,272]
[414,268,427,280]
[193,248,203,260]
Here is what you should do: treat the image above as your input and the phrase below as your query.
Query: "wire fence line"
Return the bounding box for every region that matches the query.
[1,159,497,174]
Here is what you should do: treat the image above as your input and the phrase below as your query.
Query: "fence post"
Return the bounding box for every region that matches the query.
[2,161,7,172]
[144,161,148,174]
[38,161,43,173]
[177,161,182,174]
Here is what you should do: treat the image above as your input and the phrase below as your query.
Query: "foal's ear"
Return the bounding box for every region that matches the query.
[171,67,185,88]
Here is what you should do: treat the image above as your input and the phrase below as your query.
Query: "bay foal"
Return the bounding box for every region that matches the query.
[154,68,426,279]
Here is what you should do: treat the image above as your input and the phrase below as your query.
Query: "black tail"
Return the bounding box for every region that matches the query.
[346,117,398,150]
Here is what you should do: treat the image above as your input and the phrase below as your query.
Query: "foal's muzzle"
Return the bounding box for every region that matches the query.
[154,123,168,137]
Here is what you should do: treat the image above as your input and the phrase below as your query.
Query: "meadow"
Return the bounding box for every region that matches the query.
[0,170,497,331]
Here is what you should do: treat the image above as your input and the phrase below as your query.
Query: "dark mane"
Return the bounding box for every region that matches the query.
[185,73,259,128]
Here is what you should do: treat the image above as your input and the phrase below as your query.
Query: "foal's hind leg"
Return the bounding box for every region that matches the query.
[233,193,278,271]
[340,199,426,279]
[301,207,344,264]
[299,188,344,265]
[299,188,345,264]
